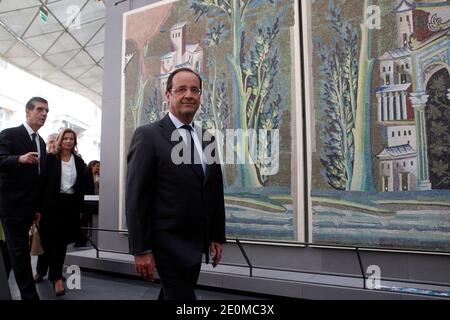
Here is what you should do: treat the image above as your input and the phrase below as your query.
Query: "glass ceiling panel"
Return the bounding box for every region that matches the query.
[44,31,80,55]
[85,42,103,62]
[76,0,104,21]
[27,58,58,78]
[0,6,37,37]
[21,7,63,38]
[45,49,77,68]
[46,0,88,29]
[63,64,88,79]
[7,55,36,68]
[70,18,104,46]
[0,24,15,41]
[84,23,104,46]
[23,32,62,55]
[63,49,93,70]
[90,85,102,95]
[77,65,102,83]
[0,1,104,107]
[0,39,16,55]
[0,1,38,13]
[4,40,36,59]
[46,70,76,83]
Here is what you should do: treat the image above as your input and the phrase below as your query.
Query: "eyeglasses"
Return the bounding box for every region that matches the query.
[171,87,202,95]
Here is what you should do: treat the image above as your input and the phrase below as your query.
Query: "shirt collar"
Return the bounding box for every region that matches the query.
[168,112,195,131]
[23,122,38,138]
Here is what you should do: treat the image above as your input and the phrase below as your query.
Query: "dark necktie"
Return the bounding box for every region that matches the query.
[181,125,204,179]
[31,133,37,151]
[31,133,40,174]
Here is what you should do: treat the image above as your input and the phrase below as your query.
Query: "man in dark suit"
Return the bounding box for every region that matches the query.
[34,132,57,283]
[126,68,226,300]
[0,97,49,300]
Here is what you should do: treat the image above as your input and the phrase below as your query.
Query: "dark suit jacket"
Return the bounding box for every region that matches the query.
[39,153,86,242]
[126,114,226,267]
[0,125,46,219]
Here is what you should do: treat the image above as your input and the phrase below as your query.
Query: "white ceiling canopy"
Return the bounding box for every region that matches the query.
[0,0,105,107]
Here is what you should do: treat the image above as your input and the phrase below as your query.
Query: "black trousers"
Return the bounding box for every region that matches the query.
[156,263,201,300]
[0,217,39,300]
[36,252,49,276]
[40,193,77,281]
[41,236,67,281]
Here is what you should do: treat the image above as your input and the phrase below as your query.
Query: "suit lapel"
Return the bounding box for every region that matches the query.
[39,136,46,173]
[19,125,35,151]
[159,114,204,181]
[199,127,213,185]
[159,114,181,149]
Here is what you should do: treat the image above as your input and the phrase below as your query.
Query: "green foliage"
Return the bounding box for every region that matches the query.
[201,76,230,130]
[191,0,285,187]
[144,86,161,124]
[317,3,359,190]
[201,21,229,131]
[243,17,281,129]
[426,72,450,189]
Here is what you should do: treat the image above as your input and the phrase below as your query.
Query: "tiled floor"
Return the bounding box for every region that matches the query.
[5,247,450,300]
[6,255,265,300]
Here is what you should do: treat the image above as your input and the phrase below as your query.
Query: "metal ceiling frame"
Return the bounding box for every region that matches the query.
[0,0,105,106]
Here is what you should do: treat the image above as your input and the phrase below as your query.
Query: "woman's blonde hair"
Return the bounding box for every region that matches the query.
[54,128,79,155]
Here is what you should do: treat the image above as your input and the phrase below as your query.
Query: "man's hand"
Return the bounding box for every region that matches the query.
[210,242,223,268]
[18,152,39,164]
[134,253,157,282]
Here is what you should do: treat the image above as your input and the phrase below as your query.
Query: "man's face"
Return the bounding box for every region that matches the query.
[26,102,49,131]
[166,71,201,124]
[47,136,56,153]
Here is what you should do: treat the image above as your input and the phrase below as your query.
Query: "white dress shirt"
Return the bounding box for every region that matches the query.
[23,122,42,157]
[168,112,205,172]
[60,154,76,194]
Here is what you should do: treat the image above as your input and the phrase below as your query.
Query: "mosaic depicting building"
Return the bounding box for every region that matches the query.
[376,0,450,192]
[157,22,203,115]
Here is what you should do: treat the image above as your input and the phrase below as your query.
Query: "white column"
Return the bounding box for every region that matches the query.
[395,91,401,120]
[401,91,408,120]
[383,93,388,121]
[447,89,450,102]
[410,91,431,191]
[377,93,382,122]
[388,92,394,121]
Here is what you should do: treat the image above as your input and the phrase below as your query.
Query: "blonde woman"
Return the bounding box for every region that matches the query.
[39,128,86,296]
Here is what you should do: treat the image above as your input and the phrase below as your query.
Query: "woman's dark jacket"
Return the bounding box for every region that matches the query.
[40,152,87,243]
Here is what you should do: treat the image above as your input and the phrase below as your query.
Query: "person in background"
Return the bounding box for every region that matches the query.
[34,132,58,283]
[0,97,49,300]
[46,133,57,154]
[75,160,100,247]
[91,160,100,195]
[39,128,86,296]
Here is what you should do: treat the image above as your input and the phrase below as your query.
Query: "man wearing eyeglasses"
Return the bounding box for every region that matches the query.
[126,68,226,300]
